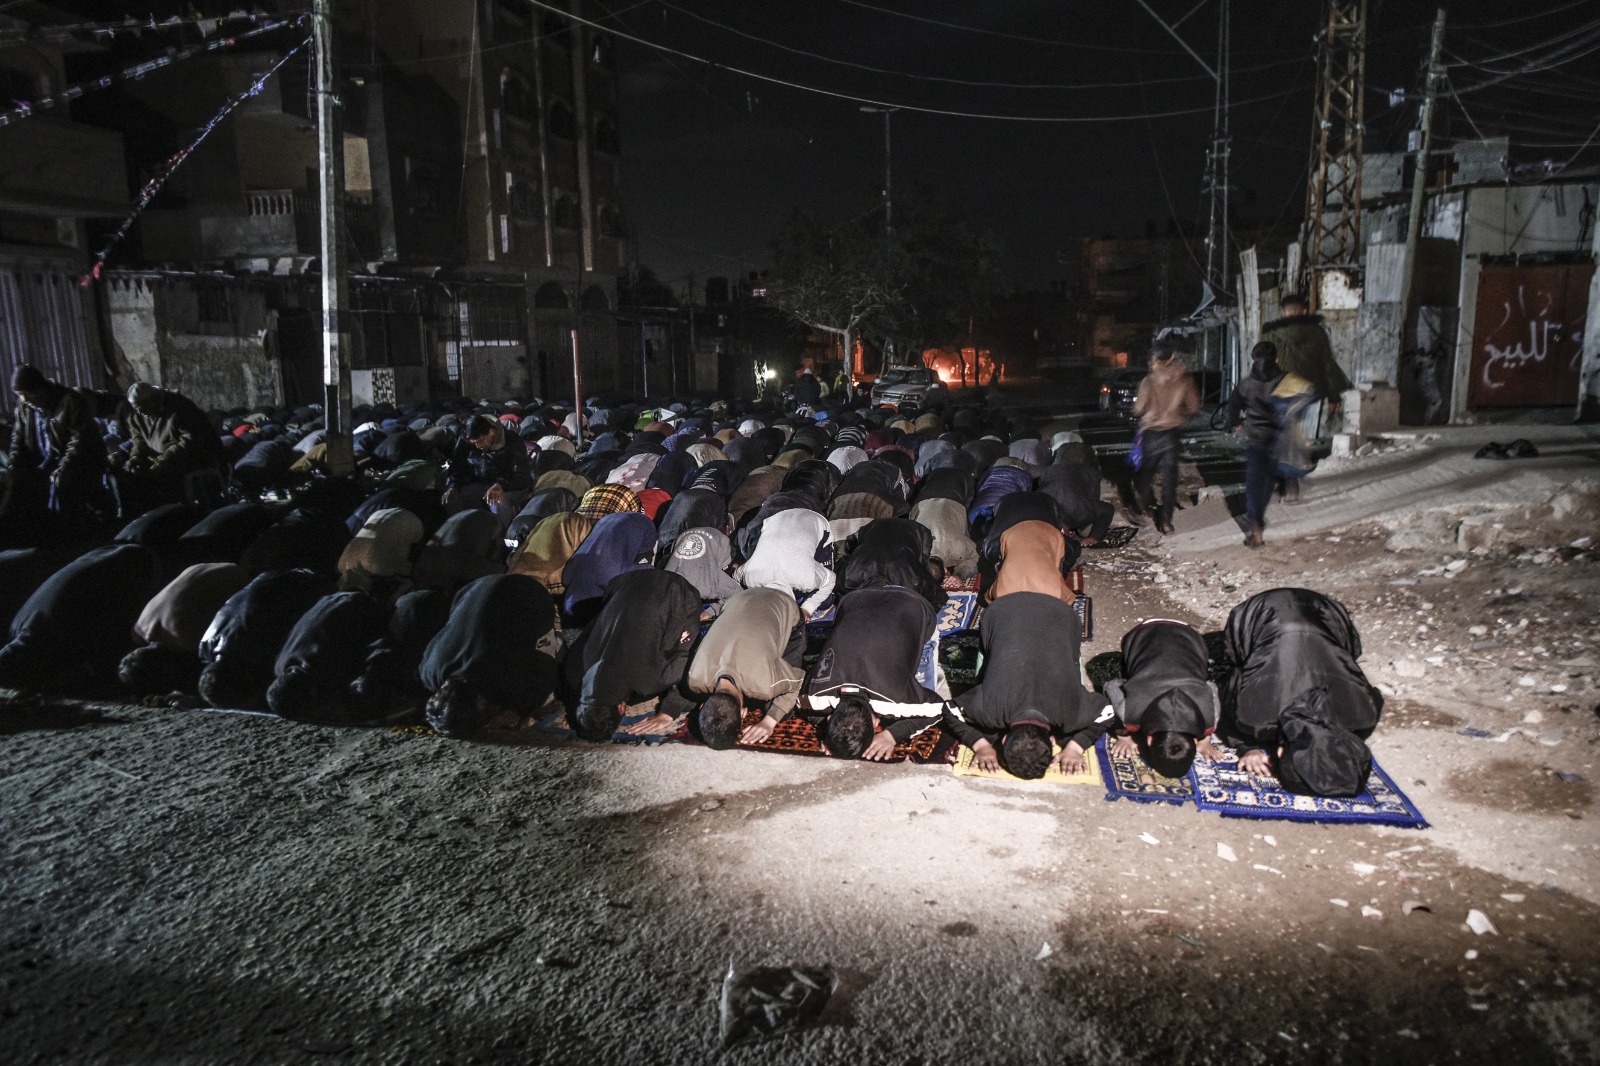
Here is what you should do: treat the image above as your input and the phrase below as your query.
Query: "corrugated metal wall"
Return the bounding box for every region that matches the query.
[0,266,98,411]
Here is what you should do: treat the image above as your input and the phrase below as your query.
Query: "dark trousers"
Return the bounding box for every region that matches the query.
[1136,427,1183,526]
[1244,442,1276,528]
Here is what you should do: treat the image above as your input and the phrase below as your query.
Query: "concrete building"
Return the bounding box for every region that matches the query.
[80,1,628,412]
[0,5,128,411]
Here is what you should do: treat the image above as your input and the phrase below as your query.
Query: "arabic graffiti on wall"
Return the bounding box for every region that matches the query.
[1469,263,1592,408]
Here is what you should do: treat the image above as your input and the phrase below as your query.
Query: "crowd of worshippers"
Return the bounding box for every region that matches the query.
[0,363,1383,797]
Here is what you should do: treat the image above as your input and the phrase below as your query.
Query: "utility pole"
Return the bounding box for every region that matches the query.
[570,327,584,442]
[1302,0,1369,307]
[686,272,697,393]
[312,0,352,474]
[1399,8,1446,349]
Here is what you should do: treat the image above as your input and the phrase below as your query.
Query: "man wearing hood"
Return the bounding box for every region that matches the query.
[5,364,110,527]
[1216,587,1382,796]
[1132,348,1199,536]
[1260,293,1350,503]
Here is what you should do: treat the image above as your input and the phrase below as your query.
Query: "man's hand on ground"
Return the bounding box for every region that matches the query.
[739,715,778,745]
[620,712,680,736]
[1110,734,1138,758]
[1055,740,1086,776]
[1238,748,1274,777]
[972,737,1001,773]
[862,730,898,761]
[1195,738,1223,763]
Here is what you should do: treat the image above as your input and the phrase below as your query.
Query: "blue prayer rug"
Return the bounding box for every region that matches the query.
[1188,744,1428,829]
[1095,736,1195,806]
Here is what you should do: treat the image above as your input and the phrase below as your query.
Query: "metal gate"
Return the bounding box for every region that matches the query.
[1468,262,1592,408]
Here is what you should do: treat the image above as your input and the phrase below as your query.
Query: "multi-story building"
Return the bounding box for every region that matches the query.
[71,0,626,411]
[0,3,128,411]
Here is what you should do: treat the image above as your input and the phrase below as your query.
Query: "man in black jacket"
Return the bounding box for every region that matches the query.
[1225,342,1285,548]
[443,415,534,534]
[803,586,947,760]
[5,364,110,529]
[1104,619,1218,779]
[942,590,1111,778]
[418,574,560,738]
[1218,587,1383,796]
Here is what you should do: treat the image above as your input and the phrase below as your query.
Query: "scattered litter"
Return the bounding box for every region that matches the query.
[718,961,838,1048]
[1517,676,1538,688]
[1550,683,1568,693]
[698,800,722,811]
[1176,933,1205,950]
[1330,898,1350,908]
[1468,625,1488,637]
[1500,893,1525,903]
[1469,1003,1489,1012]
[1036,942,1053,961]
[1316,943,1335,956]
[1138,908,1169,915]
[1465,950,1479,960]
[1263,835,1277,847]
[1253,864,1283,876]
[1446,559,1469,572]
[1139,832,1160,845]
[1457,727,1496,739]
[1556,772,1585,784]
[1522,710,1544,724]
[1352,862,1377,876]
[1361,906,1383,919]
[1356,945,1382,954]
[1277,1032,1295,1043]
[1216,843,1237,862]
[1402,901,1431,916]
[1466,910,1498,936]
[1393,658,1426,679]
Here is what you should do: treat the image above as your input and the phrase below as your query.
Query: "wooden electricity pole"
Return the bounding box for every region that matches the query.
[1399,8,1447,348]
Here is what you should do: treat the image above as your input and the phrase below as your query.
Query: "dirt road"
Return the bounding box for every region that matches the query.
[3,429,1597,1065]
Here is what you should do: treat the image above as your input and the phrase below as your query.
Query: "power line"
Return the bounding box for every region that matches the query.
[1449,0,1593,30]
[522,0,1309,124]
[652,0,1305,91]
[1445,17,1600,70]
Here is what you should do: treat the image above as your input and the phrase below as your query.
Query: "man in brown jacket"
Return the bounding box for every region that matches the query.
[1132,347,1200,535]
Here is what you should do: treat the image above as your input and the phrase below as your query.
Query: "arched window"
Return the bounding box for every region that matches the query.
[547,97,576,140]
[593,115,619,155]
[534,281,569,309]
[500,69,534,123]
[551,192,581,230]
[505,172,540,220]
[597,202,625,238]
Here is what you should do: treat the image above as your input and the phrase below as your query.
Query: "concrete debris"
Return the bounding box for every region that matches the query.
[1466,910,1499,936]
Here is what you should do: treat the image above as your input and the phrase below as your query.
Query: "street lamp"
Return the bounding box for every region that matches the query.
[859,106,900,237]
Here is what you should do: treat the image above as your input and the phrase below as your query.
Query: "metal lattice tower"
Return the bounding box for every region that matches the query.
[1302,0,1367,305]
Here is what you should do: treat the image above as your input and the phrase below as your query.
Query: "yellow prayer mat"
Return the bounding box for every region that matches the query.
[952,743,1104,786]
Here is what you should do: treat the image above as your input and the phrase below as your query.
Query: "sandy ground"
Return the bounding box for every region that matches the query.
[2,425,1598,1065]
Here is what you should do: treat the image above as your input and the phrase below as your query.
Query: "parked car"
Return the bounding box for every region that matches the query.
[1099,368,1224,420]
[870,365,947,409]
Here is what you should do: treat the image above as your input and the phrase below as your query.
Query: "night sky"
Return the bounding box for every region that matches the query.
[586,0,1599,295]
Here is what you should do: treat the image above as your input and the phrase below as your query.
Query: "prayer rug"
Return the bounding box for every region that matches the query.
[1189,744,1428,828]
[951,743,1105,787]
[1095,735,1195,806]
[531,708,690,746]
[1084,525,1139,549]
[736,708,957,764]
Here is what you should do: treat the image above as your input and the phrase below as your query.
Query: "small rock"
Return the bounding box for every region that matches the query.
[1139,832,1160,845]
[1330,898,1350,908]
[1446,559,1469,572]
[699,800,722,811]
[1518,676,1538,687]
[1216,843,1237,862]
[1468,625,1488,636]
[1500,893,1525,903]
[1361,906,1383,919]
[1394,658,1427,679]
[1352,862,1377,876]
[1522,710,1544,724]
[1036,942,1053,961]
[1402,901,1431,916]
[1465,949,1479,960]
[1466,909,1498,936]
